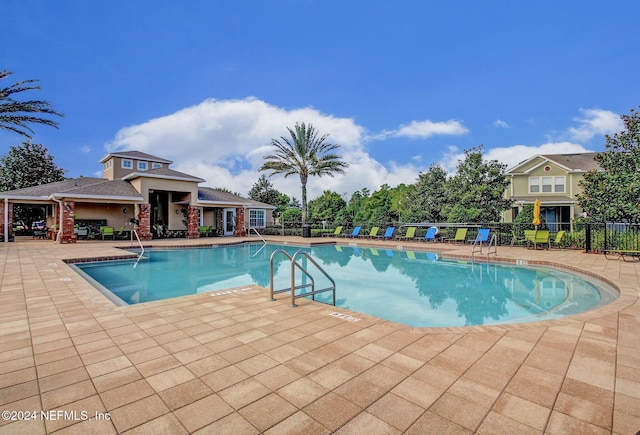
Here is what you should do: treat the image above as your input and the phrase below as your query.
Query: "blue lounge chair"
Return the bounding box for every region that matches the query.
[476,228,490,243]
[377,226,395,239]
[422,226,438,242]
[344,226,361,238]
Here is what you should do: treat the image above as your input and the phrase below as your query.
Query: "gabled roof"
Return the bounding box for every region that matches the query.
[0,177,143,201]
[541,153,600,171]
[99,150,173,164]
[507,152,600,174]
[121,166,205,183]
[198,187,276,209]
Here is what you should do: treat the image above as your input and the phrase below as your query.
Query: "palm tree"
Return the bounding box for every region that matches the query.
[0,70,63,138]
[260,122,348,223]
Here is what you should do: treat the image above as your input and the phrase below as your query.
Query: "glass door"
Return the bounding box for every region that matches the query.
[223,208,235,236]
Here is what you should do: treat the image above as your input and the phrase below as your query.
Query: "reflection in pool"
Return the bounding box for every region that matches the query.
[72,243,617,327]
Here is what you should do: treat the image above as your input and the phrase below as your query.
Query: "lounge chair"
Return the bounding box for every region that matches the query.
[198,226,208,237]
[377,226,395,240]
[343,226,361,238]
[100,226,114,240]
[397,226,417,240]
[365,227,380,238]
[475,228,490,244]
[604,249,640,261]
[444,228,467,244]
[116,226,127,239]
[549,231,566,249]
[422,226,438,242]
[324,226,343,237]
[532,230,550,250]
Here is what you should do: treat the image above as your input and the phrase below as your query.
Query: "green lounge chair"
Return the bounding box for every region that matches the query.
[397,226,417,240]
[532,230,550,250]
[365,226,380,238]
[198,226,208,237]
[445,228,468,244]
[324,226,343,237]
[100,226,114,240]
[550,230,565,249]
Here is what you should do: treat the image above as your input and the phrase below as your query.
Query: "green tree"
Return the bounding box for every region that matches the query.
[1,71,63,138]
[390,184,411,222]
[213,186,243,197]
[363,184,395,224]
[346,188,370,223]
[577,107,640,221]
[248,174,281,206]
[0,142,66,230]
[308,190,347,222]
[0,142,65,191]
[446,146,511,223]
[260,122,348,223]
[404,163,449,223]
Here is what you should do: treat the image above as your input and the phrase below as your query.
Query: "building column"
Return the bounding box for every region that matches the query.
[0,201,13,242]
[60,201,76,244]
[138,204,153,240]
[235,207,246,237]
[187,206,200,238]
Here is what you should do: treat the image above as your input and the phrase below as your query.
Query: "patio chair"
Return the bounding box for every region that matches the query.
[100,226,114,240]
[549,231,566,249]
[444,228,468,244]
[422,226,438,242]
[511,230,527,247]
[376,226,395,240]
[397,226,417,240]
[364,226,379,238]
[343,226,361,238]
[323,225,343,237]
[532,230,550,250]
[198,226,208,237]
[116,226,127,239]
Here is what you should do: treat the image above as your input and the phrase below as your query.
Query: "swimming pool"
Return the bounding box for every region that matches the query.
[72,243,617,327]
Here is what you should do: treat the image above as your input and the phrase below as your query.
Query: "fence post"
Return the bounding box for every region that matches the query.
[585,223,591,253]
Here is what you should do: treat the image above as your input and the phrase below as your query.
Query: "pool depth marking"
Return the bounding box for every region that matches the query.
[210,287,253,297]
[330,312,361,322]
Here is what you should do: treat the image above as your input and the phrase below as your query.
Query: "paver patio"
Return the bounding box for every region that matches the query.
[0,235,638,434]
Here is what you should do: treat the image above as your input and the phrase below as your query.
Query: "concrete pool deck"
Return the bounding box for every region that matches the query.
[0,235,638,434]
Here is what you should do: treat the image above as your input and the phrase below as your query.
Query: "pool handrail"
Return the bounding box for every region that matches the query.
[268,249,336,307]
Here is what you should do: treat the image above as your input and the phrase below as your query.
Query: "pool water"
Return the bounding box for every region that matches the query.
[72,243,617,327]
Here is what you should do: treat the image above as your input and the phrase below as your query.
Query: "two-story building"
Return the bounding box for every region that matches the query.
[503,152,600,230]
[0,151,275,243]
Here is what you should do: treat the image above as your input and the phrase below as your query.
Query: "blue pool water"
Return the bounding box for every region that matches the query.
[72,243,617,327]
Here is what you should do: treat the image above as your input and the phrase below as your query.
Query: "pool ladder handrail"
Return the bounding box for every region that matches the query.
[269,249,336,307]
[132,229,145,268]
[471,233,497,262]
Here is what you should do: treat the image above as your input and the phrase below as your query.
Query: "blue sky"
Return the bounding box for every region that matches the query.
[2,1,638,200]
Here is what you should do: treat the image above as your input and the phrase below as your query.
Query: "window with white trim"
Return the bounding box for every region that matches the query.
[529,176,565,193]
[121,159,133,169]
[138,161,148,170]
[103,160,112,170]
[249,210,265,228]
[152,163,162,169]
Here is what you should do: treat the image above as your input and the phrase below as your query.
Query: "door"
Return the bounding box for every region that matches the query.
[223,208,236,236]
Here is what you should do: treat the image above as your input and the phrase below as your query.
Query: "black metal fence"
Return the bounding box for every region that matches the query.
[254,220,640,253]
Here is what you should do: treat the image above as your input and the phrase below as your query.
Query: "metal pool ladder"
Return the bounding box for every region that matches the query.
[471,233,498,262]
[269,249,336,307]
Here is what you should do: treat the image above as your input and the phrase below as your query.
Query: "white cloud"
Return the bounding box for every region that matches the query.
[568,108,623,141]
[395,119,468,139]
[367,118,468,141]
[107,97,427,200]
[493,119,510,128]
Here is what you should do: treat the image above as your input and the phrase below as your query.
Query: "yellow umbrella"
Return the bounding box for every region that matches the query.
[532,198,541,227]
